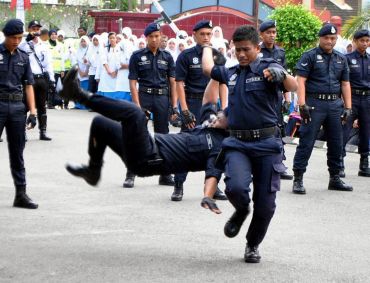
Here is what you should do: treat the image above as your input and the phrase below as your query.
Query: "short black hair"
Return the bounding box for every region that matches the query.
[232,25,259,45]
[40,28,49,35]
[78,26,87,32]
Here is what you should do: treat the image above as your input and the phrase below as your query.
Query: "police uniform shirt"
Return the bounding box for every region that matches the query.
[346,50,370,90]
[295,46,349,94]
[259,43,287,69]
[155,103,227,179]
[19,40,54,79]
[175,44,210,94]
[128,47,175,89]
[0,43,34,94]
[211,58,283,130]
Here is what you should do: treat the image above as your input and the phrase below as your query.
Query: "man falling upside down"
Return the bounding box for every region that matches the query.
[61,65,229,214]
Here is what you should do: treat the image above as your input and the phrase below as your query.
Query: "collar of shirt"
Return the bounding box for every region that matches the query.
[353,49,369,59]
[234,58,260,74]
[142,47,162,56]
[0,43,5,53]
[195,44,203,55]
[260,42,277,51]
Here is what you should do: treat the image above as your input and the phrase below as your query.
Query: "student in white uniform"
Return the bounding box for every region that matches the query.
[86,34,103,94]
[75,35,90,109]
[97,32,121,99]
[115,39,133,101]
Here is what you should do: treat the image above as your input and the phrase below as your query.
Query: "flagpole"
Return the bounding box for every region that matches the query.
[16,0,26,24]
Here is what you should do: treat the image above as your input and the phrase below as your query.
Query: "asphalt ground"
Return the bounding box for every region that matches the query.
[1,109,369,282]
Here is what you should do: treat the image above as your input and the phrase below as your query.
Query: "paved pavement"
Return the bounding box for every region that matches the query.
[1,109,369,283]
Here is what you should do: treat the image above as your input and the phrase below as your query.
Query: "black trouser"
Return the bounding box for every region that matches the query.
[88,75,98,94]
[342,94,370,160]
[0,100,27,188]
[85,95,159,175]
[139,92,169,134]
[33,76,48,131]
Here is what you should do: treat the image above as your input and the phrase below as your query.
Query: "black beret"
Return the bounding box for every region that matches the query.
[353,29,370,40]
[193,20,213,31]
[318,24,337,37]
[2,19,24,36]
[259,20,276,32]
[144,23,160,37]
[28,20,42,28]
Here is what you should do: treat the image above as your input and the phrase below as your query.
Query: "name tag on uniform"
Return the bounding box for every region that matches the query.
[16,62,25,66]
[245,76,263,84]
[189,64,201,69]
[138,60,151,65]
[157,59,168,65]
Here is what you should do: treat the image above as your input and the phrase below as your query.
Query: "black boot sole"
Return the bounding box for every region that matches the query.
[171,195,183,201]
[358,171,370,177]
[292,189,306,194]
[66,166,99,186]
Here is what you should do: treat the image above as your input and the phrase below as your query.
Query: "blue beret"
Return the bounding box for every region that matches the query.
[144,23,160,37]
[353,29,370,40]
[2,19,24,36]
[318,24,337,37]
[193,20,213,31]
[259,20,276,32]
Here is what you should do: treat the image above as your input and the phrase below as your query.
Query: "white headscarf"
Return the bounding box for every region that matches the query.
[76,35,90,63]
[211,26,227,46]
[166,38,178,61]
[177,39,186,54]
[186,36,195,48]
[122,27,133,39]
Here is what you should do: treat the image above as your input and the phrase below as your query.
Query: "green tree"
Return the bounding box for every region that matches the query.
[108,0,137,11]
[342,10,370,39]
[270,4,322,72]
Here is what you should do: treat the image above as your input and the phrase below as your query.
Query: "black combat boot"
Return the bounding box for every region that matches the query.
[244,244,261,263]
[159,174,175,186]
[39,114,52,141]
[213,187,228,200]
[60,65,93,104]
[13,186,38,209]
[292,171,306,194]
[358,154,370,177]
[328,174,353,191]
[224,206,250,238]
[123,172,136,188]
[171,181,183,201]
[65,161,102,186]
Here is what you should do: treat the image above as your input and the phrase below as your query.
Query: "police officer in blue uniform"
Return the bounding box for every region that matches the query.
[60,66,228,212]
[172,20,227,201]
[341,29,370,177]
[128,23,177,187]
[202,25,298,263]
[0,19,38,209]
[292,24,353,194]
[259,20,293,180]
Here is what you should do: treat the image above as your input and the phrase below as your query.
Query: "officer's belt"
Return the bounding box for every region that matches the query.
[186,93,203,100]
[0,92,23,101]
[352,89,370,96]
[307,93,339,100]
[229,126,277,141]
[33,73,48,79]
[139,86,168,96]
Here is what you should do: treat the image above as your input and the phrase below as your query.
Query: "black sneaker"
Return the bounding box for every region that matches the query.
[66,164,101,186]
[224,207,250,238]
[213,187,227,200]
[244,244,261,263]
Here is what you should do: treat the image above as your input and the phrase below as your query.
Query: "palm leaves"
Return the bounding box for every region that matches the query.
[342,10,370,39]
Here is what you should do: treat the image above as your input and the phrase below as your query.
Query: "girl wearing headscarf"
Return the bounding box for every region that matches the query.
[186,36,195,48]
[115,39,133,101]
[86,34,103,94]
[177,39,186,54]
[211,26,227,46]
[165,38,178,62]
[97,32,121,99]
[136,37,146,50]
[75,35,90,109]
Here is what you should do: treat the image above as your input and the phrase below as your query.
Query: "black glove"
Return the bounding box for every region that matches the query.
[341,108,352,123]
[299,104,314,124]
[26,114,37,129]
[267,67,287,83]
[201,197,221,214]
[141,107,152,121]
[180,109,196,127]
[169,107,182,127]
[282,100,291,114]
[169,106,180,116]
[212,49,227,66]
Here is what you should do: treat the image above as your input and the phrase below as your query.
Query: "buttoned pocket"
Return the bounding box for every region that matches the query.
[270,162,286,192]
[0,63,7,80]
[186,135,209,152]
